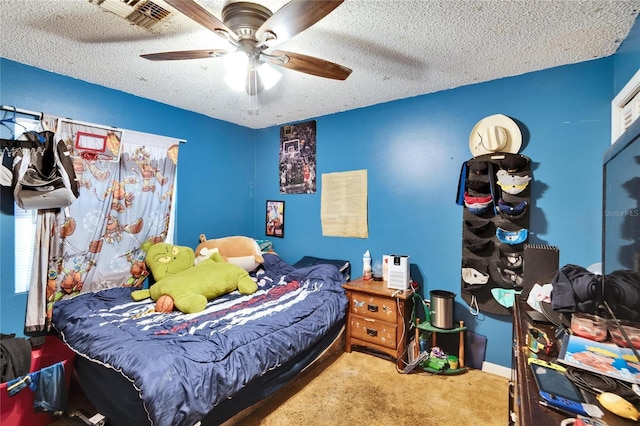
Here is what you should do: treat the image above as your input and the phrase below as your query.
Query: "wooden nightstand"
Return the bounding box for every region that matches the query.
[342,277,413,366]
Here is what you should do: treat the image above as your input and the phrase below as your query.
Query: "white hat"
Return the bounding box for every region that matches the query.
[469,114,522,157]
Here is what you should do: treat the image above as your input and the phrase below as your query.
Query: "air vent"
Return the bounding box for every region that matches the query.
[90,0,172,29]
[612,68,640,143]
[128,0,171,27]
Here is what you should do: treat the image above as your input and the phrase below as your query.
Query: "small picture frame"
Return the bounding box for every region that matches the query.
[266,200,285,238]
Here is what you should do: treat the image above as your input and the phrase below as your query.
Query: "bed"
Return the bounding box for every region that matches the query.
[51,253,349,426]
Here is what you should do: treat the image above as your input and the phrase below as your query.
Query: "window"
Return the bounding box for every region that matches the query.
[3,117,40,293]
[14,205,36,293]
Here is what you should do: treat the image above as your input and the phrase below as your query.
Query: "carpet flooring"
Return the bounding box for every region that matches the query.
[224,349,510,426]
[51,347,509,425]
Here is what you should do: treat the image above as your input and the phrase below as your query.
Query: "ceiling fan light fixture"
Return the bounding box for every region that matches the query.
[145,0,350,95]
[225,70,247,92]
[224,50,250,91]
[223,50,249,73]
[224,50,281,92]
[257,62,281,90]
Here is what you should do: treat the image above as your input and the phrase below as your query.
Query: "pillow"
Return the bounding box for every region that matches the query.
[195,235,264,272]
[292,256,351,281]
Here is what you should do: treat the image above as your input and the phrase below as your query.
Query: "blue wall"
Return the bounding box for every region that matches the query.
[0,59,256,337]
[1,16,638,368]
[253,59,614,368]
[252,17,640,369]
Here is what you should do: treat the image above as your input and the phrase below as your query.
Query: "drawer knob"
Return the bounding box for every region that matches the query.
[367,304,379,313]
[366,328,378,337]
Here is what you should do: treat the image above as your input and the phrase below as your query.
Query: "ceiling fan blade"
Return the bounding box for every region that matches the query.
[255,0,343,45]
[140,49,229,61]
[165,0,238,42]
[268,50,352,80]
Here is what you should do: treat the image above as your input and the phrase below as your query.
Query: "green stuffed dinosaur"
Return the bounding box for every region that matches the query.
[131,241,258,314]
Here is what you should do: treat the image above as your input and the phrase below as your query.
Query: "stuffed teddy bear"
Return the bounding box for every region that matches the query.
[194,234,264,272]
[131,241,258,314]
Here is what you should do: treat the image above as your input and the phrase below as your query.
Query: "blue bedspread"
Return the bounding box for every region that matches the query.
[52,253,347,426]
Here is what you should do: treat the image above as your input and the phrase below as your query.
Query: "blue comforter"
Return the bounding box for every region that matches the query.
[52,253,347,426]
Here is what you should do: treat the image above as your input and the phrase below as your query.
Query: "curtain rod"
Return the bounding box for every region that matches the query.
[1,104,42,119]
[1,105,118,130]
[58,118,186,143]
[1,106,186,144]
[58,117,119,133]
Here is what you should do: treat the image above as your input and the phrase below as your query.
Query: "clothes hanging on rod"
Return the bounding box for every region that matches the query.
[0,105,46,143]
[0,140,45,156]
[1,108,53,187]
[1,137,46,187]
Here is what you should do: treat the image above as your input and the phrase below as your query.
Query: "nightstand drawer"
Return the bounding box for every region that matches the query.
[350,314,397,349]
[350,293,398,323]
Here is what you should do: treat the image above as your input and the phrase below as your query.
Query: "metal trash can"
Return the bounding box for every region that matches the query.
[430,290,456,329]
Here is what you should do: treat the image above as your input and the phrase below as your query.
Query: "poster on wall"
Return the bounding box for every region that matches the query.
[279,120,316,194]
[321,169,368,238]
[266,200,285,238]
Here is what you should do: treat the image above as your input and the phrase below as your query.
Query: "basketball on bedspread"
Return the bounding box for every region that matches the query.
[156,295,174,313]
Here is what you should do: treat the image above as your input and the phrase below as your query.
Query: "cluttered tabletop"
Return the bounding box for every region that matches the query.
[513,299,640,426]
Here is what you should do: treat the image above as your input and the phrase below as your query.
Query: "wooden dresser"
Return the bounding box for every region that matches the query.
[342,277,413,366]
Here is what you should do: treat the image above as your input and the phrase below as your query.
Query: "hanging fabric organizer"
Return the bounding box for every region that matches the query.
[458,152,533,316]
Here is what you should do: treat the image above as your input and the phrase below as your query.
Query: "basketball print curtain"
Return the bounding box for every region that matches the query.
[25,121,180,333]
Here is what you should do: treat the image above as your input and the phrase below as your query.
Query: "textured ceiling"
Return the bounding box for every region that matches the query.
[1,0,639,129]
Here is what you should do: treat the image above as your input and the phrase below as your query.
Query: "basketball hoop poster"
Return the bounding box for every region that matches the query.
[279,120,316,194]
[75,131,121,161]
[57,116,123,162]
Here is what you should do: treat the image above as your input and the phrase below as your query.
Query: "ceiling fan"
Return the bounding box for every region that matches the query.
[141,0,352,95]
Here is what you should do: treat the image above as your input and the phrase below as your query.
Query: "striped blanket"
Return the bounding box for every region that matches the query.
[52,253,347,426]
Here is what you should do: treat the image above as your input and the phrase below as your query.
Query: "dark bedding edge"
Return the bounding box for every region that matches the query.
[75,356,149,425]
[74,318,345,426]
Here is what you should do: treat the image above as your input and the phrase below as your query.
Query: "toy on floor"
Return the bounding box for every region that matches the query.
[131,241,258,314]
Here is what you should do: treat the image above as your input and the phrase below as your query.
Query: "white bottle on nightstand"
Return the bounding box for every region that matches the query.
[363,250,372,280]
